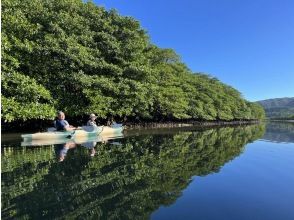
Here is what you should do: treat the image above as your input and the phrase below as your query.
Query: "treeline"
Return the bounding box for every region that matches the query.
[1,0,265,123]
[1,125,265,219]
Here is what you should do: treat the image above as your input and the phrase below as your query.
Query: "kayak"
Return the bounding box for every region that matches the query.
[21,132,124,146]
[21,125,124,141]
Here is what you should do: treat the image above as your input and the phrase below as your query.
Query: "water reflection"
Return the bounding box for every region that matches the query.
[54,141,98,162]
[54,142,77,162]
[1,125,265,219]
[81,142,97,157]
[262,122,294,143]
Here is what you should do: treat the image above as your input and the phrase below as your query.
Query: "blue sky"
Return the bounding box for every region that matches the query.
[93,0,294,101]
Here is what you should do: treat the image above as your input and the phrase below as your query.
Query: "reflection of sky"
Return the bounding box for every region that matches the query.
[152,141,294,220]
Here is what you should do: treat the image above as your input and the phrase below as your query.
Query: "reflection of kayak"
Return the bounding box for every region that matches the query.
[21,125,124,141]
[21,136,100,147]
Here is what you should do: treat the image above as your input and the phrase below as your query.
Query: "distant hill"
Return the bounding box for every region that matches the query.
[257,97,294,119]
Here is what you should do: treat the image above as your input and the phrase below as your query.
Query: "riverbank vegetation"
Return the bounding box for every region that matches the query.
[2,0,265,123]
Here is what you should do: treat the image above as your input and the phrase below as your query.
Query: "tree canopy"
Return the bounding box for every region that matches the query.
[1,0,265,122]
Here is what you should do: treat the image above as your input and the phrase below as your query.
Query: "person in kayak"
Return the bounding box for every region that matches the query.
[87,113,98,127]
[55,111,76,131]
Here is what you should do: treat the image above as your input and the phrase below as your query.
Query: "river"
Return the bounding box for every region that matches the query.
[1,122,294,219]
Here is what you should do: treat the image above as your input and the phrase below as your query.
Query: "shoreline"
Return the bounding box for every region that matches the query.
[124,120,261,129]
[2,120,262,145]
[265,119,294,123]
[1,119,262,133]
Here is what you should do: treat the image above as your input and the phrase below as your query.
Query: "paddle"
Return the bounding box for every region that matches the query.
[66,130,76,139]
[66,126,102,139]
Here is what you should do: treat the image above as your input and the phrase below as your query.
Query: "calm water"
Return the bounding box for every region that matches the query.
[1,122,294,220]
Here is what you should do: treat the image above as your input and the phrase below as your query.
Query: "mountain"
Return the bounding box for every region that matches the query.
[257,97,294,119]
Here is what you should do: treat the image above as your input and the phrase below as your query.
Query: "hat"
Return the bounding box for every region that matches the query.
[57,111,64,116]
[89,113,97,119]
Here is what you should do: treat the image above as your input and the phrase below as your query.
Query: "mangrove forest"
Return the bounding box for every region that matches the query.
[1,0,265,123]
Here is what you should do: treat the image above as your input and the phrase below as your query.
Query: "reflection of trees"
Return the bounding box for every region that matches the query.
[1,146,54,213]
[262,122,294,143]
[1,125,265,219]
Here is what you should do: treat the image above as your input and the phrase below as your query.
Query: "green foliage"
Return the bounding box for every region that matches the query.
[247,102,266,120]
[1,71,56,122]
[1,0,265,122]
[2,72,52,103]
[1,96,55,122]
